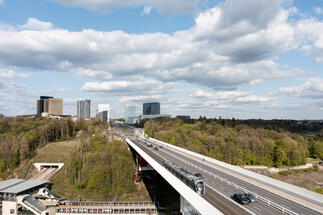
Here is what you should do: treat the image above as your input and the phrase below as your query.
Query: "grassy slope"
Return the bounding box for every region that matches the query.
[13,135,150,201]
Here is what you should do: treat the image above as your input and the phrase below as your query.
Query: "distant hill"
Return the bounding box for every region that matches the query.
[144,118,323,167]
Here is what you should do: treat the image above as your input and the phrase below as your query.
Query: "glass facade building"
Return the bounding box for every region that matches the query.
[125,105,138,124]
[143,102,160,115]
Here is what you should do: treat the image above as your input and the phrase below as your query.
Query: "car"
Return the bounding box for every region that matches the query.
[195,173,203,179]
[154,146,159,150]
[232,194,250,205]
[245,193,257,203]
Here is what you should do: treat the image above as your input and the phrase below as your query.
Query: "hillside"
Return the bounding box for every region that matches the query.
[0,116,81,179]
[144,118,323,167]
[0,117,150,201]
[15,130,150,201]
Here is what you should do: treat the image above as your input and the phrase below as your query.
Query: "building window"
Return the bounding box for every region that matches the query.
[10,209,15,214]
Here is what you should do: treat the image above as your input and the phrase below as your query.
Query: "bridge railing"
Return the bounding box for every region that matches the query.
[156,140,300,215]
[66,201,157,207]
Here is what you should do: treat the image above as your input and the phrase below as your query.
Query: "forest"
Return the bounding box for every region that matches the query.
[67,123,137,200]
[144,118,323,167]
[0,116,83,178]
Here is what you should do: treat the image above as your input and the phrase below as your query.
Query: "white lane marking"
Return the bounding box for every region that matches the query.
[252,206,262,212]
[205,183,256,215]
[281,204,292,210]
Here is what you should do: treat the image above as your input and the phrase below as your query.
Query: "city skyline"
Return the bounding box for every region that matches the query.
[0,0,323,119]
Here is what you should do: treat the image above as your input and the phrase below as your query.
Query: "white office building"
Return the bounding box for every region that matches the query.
[125,105,138,124]
[77,99,91,119]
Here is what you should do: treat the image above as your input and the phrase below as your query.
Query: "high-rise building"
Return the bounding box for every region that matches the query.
[77,99,91,119]
[37,96,63,116]
[143,102,160,115]
[37,96,53,116]
[96,104,110,122]
[48,98,63,115]
[125,105,137,124]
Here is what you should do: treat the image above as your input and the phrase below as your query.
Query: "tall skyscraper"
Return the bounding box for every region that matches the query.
[143,102,160,115]
[77,99,91,119]
[37,96,53,116]
[96,104,110,122]
[37,96,63,116]
[125,105,137,124]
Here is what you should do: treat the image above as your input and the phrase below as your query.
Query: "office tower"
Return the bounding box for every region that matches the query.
[37,96,53,116]
[125,105,137,124]
[77,99,91,119]
[143,102,160,115]
[48,98,63,115]
[96,104,110,122]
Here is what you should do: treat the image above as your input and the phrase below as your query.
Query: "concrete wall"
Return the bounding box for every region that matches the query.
[2,201,18,215]
[34,163,64,171]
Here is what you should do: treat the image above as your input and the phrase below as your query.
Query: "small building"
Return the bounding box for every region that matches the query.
[0,179,57,215]
[139,114,171,122]
[0,179,49,200]
[176,115,191,119]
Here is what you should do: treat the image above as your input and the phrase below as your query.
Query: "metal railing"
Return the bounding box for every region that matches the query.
[56,208,158,214]
[148,139,300,215]
[65,201,157,207]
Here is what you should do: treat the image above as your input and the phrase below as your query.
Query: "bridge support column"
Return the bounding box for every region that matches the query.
[135,154,155,183]
[180,195,200,215]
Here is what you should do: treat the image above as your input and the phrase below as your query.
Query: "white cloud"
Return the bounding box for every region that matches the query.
[0,69,31,78]
[49,0,198,14]
[120,95,162,103]
[20,18,53,31]
[81,79,176,96]
[314,7,323,15]
[0,0,4,6]
[1,1,323,118]
[190,89,274,104]
[141,6,152,15]
[278,78,323,98]
[192,0,297,63]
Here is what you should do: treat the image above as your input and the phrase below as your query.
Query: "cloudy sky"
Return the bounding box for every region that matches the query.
[0,0,323,119]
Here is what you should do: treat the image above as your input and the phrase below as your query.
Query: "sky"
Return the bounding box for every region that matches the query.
[0,0,323,119]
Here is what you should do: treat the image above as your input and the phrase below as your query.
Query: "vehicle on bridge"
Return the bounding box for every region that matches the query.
[232,193,250,205]
[163,160,205,195]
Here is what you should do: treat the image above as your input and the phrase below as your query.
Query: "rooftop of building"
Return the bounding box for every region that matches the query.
[0,179,48,194]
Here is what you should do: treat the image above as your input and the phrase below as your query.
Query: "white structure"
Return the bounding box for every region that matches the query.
[34,163,64,171]
[139,114,171,121]
[97,104,110,122]
[124,105,138,124]
[77,99,91,119]
[126,138,221,215]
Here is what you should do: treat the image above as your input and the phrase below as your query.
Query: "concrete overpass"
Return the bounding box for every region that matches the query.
[122,129,323,215]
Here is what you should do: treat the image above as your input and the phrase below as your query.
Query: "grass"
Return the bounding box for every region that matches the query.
[12,132,150,202]
[271,167,323,194]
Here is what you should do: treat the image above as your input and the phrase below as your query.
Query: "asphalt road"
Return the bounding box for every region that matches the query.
[130,137,322,215]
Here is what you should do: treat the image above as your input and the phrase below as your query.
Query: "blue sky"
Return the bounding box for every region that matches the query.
[0,0,323,119]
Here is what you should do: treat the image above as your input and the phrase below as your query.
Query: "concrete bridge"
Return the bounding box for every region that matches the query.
[124,129,323,215]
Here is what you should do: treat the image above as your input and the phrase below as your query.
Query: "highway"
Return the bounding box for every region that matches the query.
[128,135,322,215]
